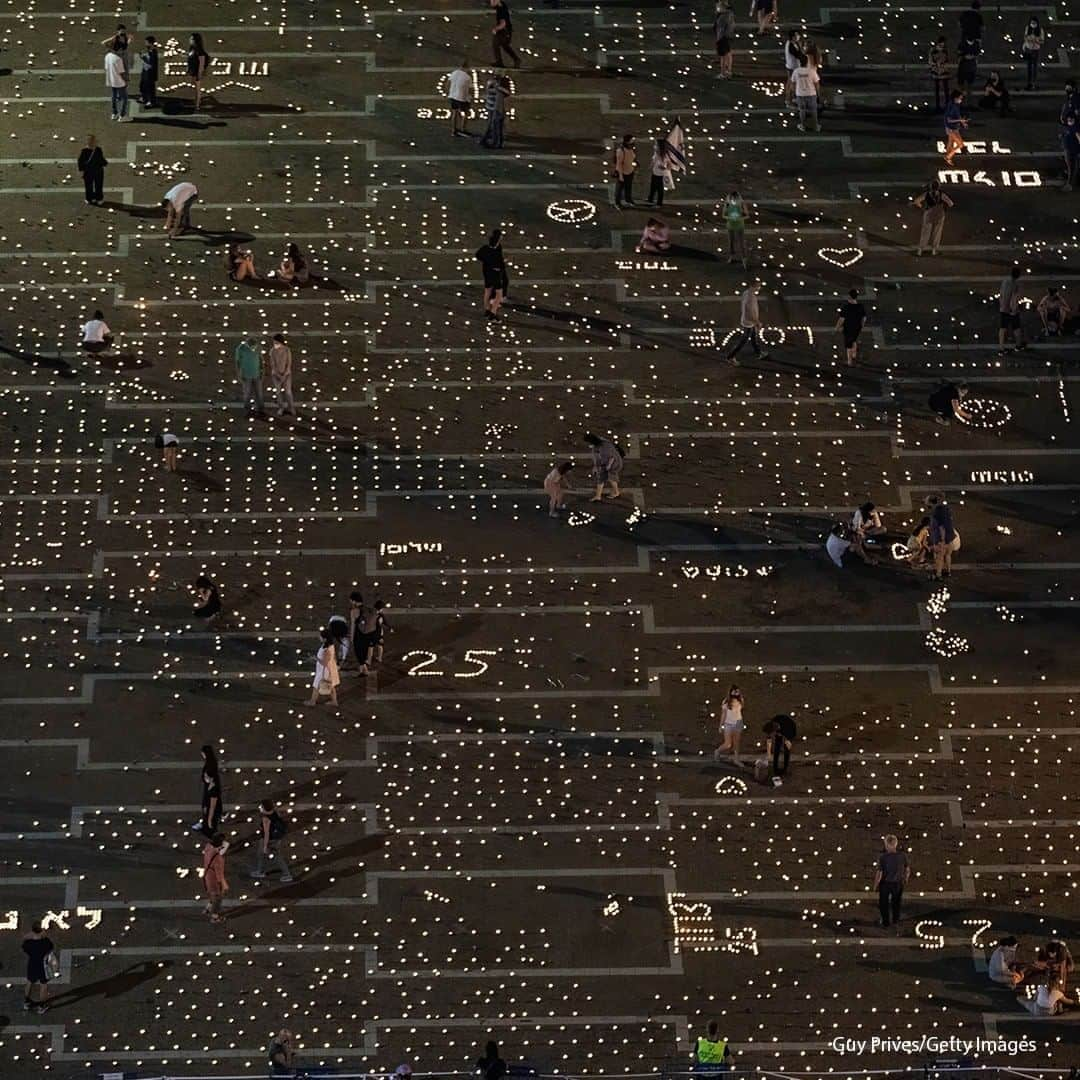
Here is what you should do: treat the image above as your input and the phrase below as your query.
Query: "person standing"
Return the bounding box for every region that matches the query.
[928,36,950,113]
[646,137,671,206]
[713,1,735,79]
[193,744,225,836]
[725,282,770,363]
[252,799,294,883]
[791,56,820,132]
[202,833,229,924]
[835,288,867,364]
[694,1021,731,1069]
[188,32,210,111]
[1021,16,1044,91]
[447,59,473,136]
[927,494,956,580]
[308,627,341,706]
[956,36,979,98]
[161,180,198,238]
[268,333,296,416]
[751,0,776,35]
[873,834,910,929]
[1061,79,1080,126]
[913,179,953,255]
[479,74,509,149]
[722,190,749,268]
[584,432,623,502]
[957,0,983,49]
[716,685,745,764]
[234,336,264,416]
[476,229,507,319]
[942,91,967,165]
[762,713,797,784]
[783,30,804,107]
[1061,109,1080,191]
[139,35,159,108]
[475,1040,508,1080]
[22,922,55,1013]
[77,135,107,205]
[81,309,113,352]
[613,134,637,208]
[998,265,1025,354]
[270,1030,298,1075]
[104,41,128,121]
[490,0,521,68]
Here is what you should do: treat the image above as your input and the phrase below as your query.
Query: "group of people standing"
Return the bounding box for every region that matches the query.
[309,594,389,707]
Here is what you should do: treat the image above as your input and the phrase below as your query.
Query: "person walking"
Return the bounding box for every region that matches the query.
[713,1,735,79]
[188,32,210,111]
[762,713,796,785]
[585,432,623,501]
[715,685,745,764]
[646,137,672,206]
[202,833,229,924]
[722,190,749,268]
[479,74,509,149]
[161,180,198,238]
[77,135,107,205]
[476,229,507,319]
[308,627,341,706]
[490,0,521,68]
[835,288,867,364]
[447,59,473,136]
[613,134,637,208]
[1021,16,1045,91]
[791,56,820,132]
[252,798,294,883]
[751,0,776,34]
[104,40,128,121]
[234,336,264,416]
[913,179,953,255]
[22,922,56,1013]
[139,35,159,108]
[873,834,910,929]
[193,744,225,836]
[942,91,968,165]
[725,282,770,363]
[268,333,296,416]
[928,36,950,113]
[997,265,1025,354]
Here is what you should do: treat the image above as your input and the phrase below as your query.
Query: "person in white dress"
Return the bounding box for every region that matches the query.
[307,628,340,706]
[716,685,745,763]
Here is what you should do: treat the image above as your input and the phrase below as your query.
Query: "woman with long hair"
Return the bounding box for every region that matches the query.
[188,32,209,111]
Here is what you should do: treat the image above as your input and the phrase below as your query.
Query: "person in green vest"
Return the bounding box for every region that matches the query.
[694,1020,731,1070]
[233,336,264,416]
[723,191,749,269]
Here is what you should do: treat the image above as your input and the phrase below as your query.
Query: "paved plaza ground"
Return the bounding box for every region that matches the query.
[1,0,1080,1075]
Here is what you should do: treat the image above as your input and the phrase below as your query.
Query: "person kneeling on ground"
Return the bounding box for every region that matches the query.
[762,713,797,785]
[638,217,671,253]
[989,936,1025,987]
[928,380,972,425]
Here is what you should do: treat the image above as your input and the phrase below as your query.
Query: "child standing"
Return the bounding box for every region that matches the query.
[544,461,573,516]
[716,686,745,763]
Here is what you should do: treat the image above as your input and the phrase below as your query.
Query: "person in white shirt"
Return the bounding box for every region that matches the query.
[1035,977,1077,1015]
[783,30,804,105]
[791,62,821,132]
[724,282,770,362]
[104,45,128,121]
[81,309,113,352]
[988,937,1023,987]
[825,523,850,568]
[161,181,199,238]
[447,60,473,136]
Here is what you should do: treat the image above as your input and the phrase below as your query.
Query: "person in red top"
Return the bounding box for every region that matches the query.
[202,833,229,923]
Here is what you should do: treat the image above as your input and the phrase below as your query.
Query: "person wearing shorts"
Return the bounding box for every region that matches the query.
[998,265,1025,353]
[752,0,776,33]
[447,60,473,136]
[716,685,745,763]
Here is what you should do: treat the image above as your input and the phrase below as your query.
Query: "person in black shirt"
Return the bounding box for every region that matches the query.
[193,744,225,836]
[872,834,910,928]
[958,0,982,48]
[763,714,796,783]
[139,35,159,108]
[475,1040,508,1080]
[476,229,507,319]
[928,381,971,424]
[834,288,867,364]
[77,134,107,204]
[22,922,55,1013]
[491,0,521,68]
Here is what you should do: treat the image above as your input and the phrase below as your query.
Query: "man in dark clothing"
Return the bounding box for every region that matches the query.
[491,0,521,68]
[873,834,910,928]
[1060,79,1080,127]
[835,288,867,364]
[958,0,982,47]
[763,714,797,783]
[139,35,159,108]
[475,1040,508,1080]
[77,134,107,204]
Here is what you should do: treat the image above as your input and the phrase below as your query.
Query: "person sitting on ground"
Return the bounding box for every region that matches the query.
[278,241,310,285]
[989,936,1025,987]
[1045,939,1075,986]
[224,242,258,282]
[193,574,221,619]
[980,70,1011,114]
[81,309,113,352]
[1037,286,1073,337]
[826,522,872,567]
[928,380,972,424]
[638,217,671,253]
[1034,975,1079,1015]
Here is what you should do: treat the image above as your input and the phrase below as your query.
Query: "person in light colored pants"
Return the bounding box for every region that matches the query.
[268,333,295,416]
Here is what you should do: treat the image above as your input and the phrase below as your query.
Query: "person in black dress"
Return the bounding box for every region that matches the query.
[476,229,507,320]
[23,922,55,1013]
[188,32,210,111]
[77,135,107,204]
[193,744,225,836]
[835,288,867,365]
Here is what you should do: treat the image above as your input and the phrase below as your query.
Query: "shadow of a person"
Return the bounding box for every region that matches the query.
[45,960,172,1010]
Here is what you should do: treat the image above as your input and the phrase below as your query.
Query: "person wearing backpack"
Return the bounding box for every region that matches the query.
[252,798,294,882]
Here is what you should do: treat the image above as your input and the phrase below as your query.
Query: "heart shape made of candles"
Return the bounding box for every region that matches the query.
[818,246,864,267]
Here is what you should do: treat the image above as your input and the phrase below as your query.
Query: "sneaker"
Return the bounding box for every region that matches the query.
[757,351,771,359]
[22,1000,32,1011]
[190,821,205,832]
[280,876,294,883]
[35,1004,49,1014]
[796,123,805,132]
[771,776,783,786]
